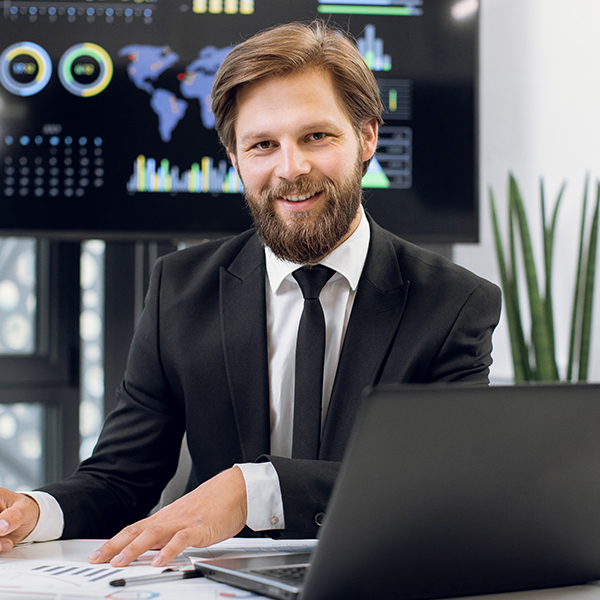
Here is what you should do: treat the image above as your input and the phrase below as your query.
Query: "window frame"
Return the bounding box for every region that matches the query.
[0,240,81,483]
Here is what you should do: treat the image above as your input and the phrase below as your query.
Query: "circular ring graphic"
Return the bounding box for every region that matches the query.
[0,42,52,96]
[59,43,113,97]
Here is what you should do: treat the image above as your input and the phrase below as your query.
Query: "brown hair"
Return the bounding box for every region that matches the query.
[212,20,384,157]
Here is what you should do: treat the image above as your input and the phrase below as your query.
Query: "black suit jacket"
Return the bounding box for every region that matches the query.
[41,215,501,539]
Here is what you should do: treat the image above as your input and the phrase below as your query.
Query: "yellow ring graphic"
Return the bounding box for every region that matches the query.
[59,43,113,97]
[0,42,52,96]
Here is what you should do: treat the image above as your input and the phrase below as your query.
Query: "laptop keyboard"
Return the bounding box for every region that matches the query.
[249,566,308,584]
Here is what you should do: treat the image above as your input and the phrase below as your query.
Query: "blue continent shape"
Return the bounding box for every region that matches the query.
[119,45,180,93]
[150,89,189,143]
[120,45,187,142]
[180,45,233,129]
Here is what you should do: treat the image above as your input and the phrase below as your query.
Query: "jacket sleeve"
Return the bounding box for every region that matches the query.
[38,257,186,539]
[422,280,502,385]
[260,456,340,538]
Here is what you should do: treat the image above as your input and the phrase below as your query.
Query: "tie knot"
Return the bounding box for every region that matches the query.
[292,266,335,300]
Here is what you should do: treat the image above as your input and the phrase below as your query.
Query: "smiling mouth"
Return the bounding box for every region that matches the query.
[279,191,322,203]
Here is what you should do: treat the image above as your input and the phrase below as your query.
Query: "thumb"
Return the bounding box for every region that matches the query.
[0,492,40,549]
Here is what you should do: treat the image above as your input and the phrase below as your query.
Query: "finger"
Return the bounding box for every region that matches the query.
[0,518,10,536]
[0,494,40,546]
[88,520,150,564]
[0,506,26,536]
[0,538,14,553]
[109,521,179,567]
[150,528,203,567]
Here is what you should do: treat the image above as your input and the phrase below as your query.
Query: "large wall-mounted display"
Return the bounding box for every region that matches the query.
[0,0,478,241]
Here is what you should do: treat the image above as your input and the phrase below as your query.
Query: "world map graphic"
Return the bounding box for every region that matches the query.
[119,44,233,142]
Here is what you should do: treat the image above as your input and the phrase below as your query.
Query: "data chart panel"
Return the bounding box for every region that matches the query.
[0,0,477,241]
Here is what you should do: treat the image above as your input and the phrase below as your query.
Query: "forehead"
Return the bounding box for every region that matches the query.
[234,68,353,137]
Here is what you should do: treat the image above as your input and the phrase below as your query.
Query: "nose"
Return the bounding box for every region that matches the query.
[274,141,311,181]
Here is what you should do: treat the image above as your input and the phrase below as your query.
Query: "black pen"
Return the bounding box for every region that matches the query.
[109,568,204,587]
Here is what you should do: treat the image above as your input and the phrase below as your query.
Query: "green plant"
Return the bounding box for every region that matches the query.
[489,173,600,382]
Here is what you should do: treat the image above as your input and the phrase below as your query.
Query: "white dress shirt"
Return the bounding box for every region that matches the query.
[22,208,370,541]
[238,208,370,530]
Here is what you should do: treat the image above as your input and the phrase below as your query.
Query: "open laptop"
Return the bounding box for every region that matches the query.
[194,383,600,599]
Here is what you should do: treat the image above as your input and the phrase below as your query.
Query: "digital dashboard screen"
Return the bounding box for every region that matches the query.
[0,0,478,241]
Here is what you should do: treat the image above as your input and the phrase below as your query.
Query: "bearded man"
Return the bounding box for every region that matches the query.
[0,21,501,566]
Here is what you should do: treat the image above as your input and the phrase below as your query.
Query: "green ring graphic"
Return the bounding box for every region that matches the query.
[59,43,113,97]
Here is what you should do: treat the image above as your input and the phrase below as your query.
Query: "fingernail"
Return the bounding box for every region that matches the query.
[0,520,9,534]
[111,553,125,566]
[88,551,100,561]
[151,555,165,567]
[1,541,12,552]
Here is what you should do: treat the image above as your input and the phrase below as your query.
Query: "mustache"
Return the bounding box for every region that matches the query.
[261,178,334,202]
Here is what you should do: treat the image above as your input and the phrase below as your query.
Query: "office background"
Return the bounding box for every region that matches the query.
[0,0,599,492]
[455,0,600,384]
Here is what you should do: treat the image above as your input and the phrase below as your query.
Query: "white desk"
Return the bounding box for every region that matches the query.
[1,539,600,600]
[0,538,316,599]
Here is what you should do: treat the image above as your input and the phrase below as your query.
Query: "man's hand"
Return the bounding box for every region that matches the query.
[0,488,40,552]
[88,466,247,567]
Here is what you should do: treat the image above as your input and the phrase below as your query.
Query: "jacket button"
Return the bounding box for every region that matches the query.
[314,512,325,527]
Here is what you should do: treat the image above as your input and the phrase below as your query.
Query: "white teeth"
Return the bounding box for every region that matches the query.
[283,193,315,202]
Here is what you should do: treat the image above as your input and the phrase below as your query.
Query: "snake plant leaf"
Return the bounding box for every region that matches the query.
[507,182,532,379]
[567,174,590,381]
[510,174,559,380]
[490,174,596,383]
[490,187,529,381]
[541,178,565,363]
[578,181,600,381]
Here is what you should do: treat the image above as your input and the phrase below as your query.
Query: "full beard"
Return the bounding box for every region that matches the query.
[244,159,364,265]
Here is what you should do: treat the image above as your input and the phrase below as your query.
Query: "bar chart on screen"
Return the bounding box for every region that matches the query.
[192,0,254,14]
[317,0,423,17]
[357,24,392,71]
[127,155,243,195]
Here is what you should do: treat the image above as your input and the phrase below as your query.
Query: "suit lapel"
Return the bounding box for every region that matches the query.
[320,217,409,460]
[220,233,271,462]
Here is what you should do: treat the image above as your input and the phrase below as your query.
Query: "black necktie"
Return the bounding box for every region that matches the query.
[291,265,335,459]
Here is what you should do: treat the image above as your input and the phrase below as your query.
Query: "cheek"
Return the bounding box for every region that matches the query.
[236,160,271,192]
[320,151,357,182]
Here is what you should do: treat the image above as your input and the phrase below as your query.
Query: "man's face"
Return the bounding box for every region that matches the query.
[229,68,378,264]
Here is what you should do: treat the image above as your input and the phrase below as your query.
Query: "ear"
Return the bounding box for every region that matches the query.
[360,118,378,162]
[228,150,239,173]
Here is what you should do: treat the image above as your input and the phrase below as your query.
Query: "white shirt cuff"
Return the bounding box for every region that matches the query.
[17,491,64,543]
[235,462,285,531]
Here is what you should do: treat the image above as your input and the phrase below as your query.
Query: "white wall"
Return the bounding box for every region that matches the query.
[453,0,600,383]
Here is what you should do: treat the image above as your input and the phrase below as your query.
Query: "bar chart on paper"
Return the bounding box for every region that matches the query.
[0,559,129,595]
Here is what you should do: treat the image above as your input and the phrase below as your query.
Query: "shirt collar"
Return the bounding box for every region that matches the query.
[265,206,371,294]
